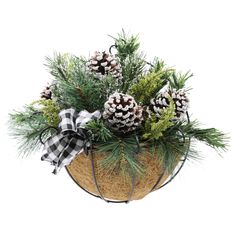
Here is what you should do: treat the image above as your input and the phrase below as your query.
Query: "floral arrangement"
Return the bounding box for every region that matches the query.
[9,31,228,201]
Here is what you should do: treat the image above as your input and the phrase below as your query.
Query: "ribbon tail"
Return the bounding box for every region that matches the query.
[41,133,68,166]
[52,137,85,174]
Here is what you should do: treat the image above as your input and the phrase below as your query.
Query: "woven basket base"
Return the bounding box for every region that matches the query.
[67,151,175,201]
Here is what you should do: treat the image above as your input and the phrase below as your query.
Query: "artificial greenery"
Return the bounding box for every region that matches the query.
[149,57,175,81]
[130,71,165,105]
[98,135,144,177]
[168,71,193,90]
[178,120,228,151]
[45,53,85,82]
[9,30,228,177]
[33,99,60,127]
[143,98,175,140]
[111,30,146,93]
[86,119,113,142]
[111,29,140,61]
[8,105,51,156]
[46,54,108,112]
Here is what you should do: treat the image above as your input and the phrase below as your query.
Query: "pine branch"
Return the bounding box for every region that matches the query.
[168,71,193,90]
[149,57,175,83]
[97,135,144,177]
[46,53,108,112]
[110,29,140,61]
[121,53,146,93]
[180,120,228,151]
[110,30,146,93]
[8,105,53,156]
[86,119,113,142]
[45,53,85,82]
[149,127,200,173]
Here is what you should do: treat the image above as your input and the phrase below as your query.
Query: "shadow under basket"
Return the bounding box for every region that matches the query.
[66,150,187,203]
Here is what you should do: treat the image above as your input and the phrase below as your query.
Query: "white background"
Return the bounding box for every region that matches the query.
[0,0,235,235]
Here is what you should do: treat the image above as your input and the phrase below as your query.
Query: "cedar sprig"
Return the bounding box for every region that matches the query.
[130,71,165,105]
[143,97,175,140]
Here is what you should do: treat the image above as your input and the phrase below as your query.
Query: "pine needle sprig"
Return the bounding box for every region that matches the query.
[180,120,229,151]
[98,135,144,177]
[110,30,146,93]
[45,53,85,82]
[47,54,107,112]
[8,105,53,156]
[86,119,113,142]
[121,53,146,93]
[110,29,140,61]
[150,129,199,173]
[168,71,193,90]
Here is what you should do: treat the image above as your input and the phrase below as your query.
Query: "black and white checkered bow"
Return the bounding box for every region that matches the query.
[41,108,101,174]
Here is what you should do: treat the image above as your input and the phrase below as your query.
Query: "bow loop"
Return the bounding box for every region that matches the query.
[41,108,101,174]
[58,108,78,134]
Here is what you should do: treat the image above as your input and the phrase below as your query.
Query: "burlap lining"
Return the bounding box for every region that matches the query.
[67,151,178,201]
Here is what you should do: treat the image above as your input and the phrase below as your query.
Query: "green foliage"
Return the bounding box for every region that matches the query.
[130,71,164,105]
[45,53,86,82]
[149,57,166,72]
[97,135,144,177]
[46,53,108,112]
[180,120,228,151]
[120,54,146,93]
[8,105,52,156]
[86,119,113,142]
[168,71,193,90]
[111,30,146,93]
[153,140,188,173]
[8,30,229,175]
[149,57,175,83]
[149,118,228,173]
[149,122,199,173]
[34,99,60,127]
[111,29,140,61]
[143,98,175,140]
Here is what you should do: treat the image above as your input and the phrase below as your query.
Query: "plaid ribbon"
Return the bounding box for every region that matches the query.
[41,108,101,174]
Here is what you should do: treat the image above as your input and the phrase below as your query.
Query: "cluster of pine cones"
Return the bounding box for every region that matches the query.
[102,89,189,133]
[41,51,189,134]
[87,51,189,133]
[149,89,189,120]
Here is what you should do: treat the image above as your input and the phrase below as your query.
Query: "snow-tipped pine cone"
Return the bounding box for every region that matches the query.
[41,86,52,100]
[103,92,143,133]
[87,51,122,80]
[149,89,189,120]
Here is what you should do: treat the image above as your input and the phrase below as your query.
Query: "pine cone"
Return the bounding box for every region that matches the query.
[149,89,189,120]
[41,86,52,100]
[103,92,143,133]
[87,51,122,80]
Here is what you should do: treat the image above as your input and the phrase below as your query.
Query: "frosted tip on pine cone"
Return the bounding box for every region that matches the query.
[149,89,189,120]
[41,86,52,100]
[103,92,143,133]
[87,51,123,80]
